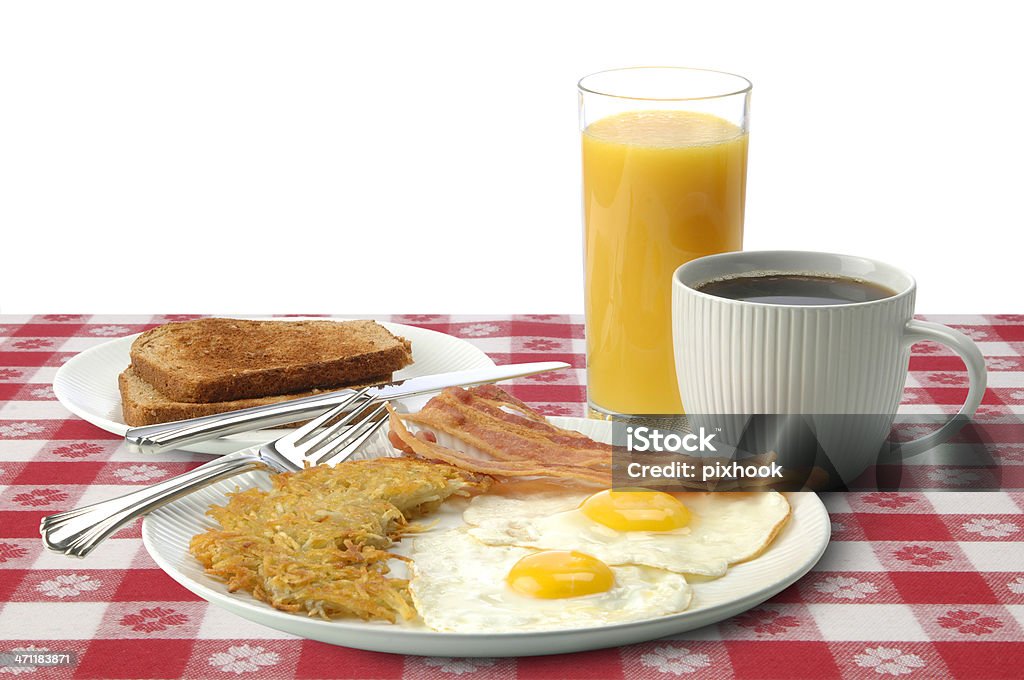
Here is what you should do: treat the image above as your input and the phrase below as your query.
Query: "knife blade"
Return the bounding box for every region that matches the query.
[124,361,569,454]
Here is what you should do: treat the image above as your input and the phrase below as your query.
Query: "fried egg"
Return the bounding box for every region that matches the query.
[463,489,790,578]
[409,529,692,632]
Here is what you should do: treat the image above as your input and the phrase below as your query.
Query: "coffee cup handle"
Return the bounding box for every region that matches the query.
[894,320,988,458]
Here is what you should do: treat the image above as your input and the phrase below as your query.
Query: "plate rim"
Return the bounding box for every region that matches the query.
[141,415,830,656]
[52,317,496,439]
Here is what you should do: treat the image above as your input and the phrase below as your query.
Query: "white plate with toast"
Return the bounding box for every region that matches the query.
[53,318,495,454]
[142,416,830,657]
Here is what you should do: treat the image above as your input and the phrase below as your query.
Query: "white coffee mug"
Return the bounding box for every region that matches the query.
[671,251,986,479]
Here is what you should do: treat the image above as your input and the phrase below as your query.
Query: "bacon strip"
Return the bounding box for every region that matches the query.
[386,387,611,487]
[400,386,612,468]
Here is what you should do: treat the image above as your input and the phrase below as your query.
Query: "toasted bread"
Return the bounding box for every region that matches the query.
[129,318,413,403]
[118,366,394,426]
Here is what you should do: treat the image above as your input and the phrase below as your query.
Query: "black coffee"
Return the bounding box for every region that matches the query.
[696,273,896,306]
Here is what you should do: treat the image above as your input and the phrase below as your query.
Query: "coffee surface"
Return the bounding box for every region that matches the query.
[696,273,895,306]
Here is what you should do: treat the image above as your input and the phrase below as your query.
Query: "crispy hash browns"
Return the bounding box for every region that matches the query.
[189,458,488,622]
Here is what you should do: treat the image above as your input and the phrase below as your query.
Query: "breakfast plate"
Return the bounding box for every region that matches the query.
[142,416,830,657]
[52,318,495,454]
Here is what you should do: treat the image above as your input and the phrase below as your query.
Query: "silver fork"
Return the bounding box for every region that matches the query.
[40,387,391,558]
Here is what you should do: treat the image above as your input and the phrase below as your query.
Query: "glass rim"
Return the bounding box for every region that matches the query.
[577,66,752,102]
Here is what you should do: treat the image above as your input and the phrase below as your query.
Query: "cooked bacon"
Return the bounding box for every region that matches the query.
[386,386,612,487]
[404,387,611,466]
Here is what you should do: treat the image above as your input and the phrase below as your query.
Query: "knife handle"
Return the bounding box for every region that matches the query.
[124,389,358,454]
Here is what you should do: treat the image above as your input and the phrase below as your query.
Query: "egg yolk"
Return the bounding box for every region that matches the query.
[506,550,615,599]
[580,489,691,532]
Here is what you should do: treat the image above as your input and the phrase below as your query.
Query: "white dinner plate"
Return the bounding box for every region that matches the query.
[52,318,495,454]
[142,416,830,657]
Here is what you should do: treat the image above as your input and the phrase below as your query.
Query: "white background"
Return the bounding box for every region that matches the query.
[1,1,1021,314]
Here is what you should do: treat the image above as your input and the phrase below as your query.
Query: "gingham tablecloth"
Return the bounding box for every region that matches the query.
[0,314,1022,679]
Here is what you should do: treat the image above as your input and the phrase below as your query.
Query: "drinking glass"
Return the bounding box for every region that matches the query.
[579,67,751,418]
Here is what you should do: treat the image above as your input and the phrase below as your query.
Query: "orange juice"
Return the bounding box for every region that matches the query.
[583,110,748,414]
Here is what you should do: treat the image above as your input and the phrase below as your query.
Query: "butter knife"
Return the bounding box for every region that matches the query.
[125,361,569,454]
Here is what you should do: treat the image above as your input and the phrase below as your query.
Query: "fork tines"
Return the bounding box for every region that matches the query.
[271,387,391,468]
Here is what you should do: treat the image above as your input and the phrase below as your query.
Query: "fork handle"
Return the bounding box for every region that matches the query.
[39,450,264,558]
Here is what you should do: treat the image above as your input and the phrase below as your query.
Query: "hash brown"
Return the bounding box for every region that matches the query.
[189,458,488,622]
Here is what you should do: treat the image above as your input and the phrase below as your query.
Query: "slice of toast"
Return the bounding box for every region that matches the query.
[129,318,413,403]
[118,367,393,426]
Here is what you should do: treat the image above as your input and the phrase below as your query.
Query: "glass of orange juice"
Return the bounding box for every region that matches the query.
[579,67,751,418]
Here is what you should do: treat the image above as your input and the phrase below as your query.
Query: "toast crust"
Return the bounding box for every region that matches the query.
[129,318,413,403]
[118,367,393,427]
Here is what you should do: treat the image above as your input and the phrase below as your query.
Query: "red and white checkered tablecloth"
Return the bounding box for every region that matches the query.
[1,314,1022,679]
